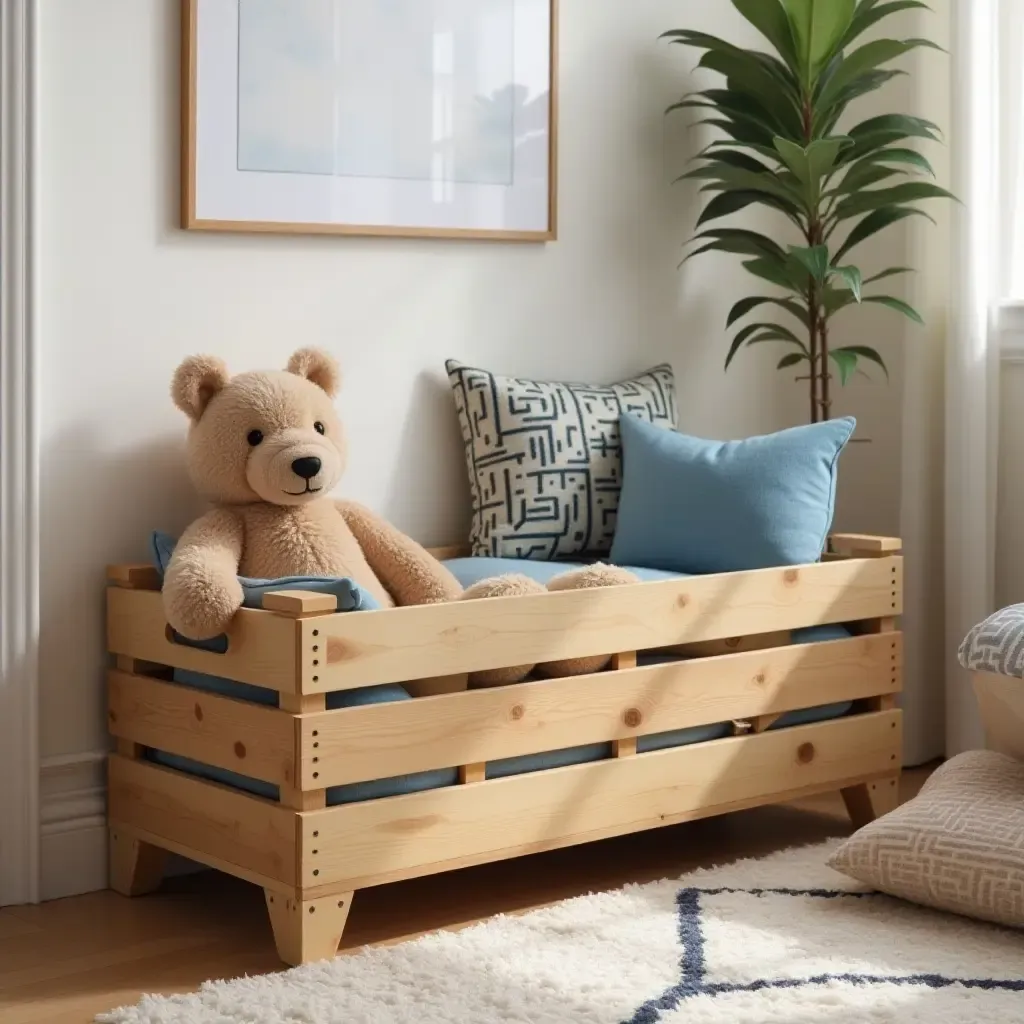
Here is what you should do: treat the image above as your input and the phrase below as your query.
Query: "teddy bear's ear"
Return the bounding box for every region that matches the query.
[286,347,341,398]
[171,355,230,422]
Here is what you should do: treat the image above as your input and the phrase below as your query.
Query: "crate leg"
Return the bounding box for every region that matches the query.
[841,774,900,830]
[265,889,354,966]
[109,828,167,896]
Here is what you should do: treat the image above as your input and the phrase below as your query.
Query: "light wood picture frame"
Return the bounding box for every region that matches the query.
[181,0,559,241]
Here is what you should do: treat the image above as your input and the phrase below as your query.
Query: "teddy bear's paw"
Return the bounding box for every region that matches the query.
[460,573,545,687]
[546,563,640,592]
[461,573,546,601]
[163,572,245,642]
[535,563,641,678]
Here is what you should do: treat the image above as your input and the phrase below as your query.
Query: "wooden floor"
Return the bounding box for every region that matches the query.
[0,769,931,1024]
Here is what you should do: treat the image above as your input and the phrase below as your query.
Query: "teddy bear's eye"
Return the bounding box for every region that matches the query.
[314,421,326,435]
[247,429,264,447]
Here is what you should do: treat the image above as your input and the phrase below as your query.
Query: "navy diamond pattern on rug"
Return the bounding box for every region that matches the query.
[625,887,1024,1024]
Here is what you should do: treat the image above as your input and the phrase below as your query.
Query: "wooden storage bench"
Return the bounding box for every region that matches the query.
[105,533,904,965]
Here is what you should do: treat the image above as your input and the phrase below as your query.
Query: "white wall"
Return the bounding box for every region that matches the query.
[37,0,914,893]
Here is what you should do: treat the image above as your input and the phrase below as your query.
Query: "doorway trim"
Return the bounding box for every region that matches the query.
[0,0,41,907]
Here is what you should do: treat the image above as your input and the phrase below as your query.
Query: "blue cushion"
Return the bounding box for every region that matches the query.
[609,414,855,575]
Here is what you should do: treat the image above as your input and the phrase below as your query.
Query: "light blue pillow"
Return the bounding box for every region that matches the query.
[609,414,855,574]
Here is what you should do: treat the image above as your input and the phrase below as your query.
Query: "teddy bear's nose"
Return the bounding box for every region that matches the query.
[291,456,322,480]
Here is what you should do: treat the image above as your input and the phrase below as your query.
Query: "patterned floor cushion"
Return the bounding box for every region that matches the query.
[828,750,1024,929]
[958,603,1024,678]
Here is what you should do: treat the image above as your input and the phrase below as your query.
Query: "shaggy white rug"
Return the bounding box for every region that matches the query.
[98,840,1024,1023]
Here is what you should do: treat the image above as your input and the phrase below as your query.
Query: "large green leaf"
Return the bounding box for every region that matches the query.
[830,348,860,385]
[683,229,787,266]
[725,322,807,369]
[711,150,775,173]
[773,137,848,183]
[833,344,890,380]
[778,352,809,369]
[830,162,902,194]
[742,257,808,294]
[725,321,788,368]
[822,284,858,317]
[814,70,905,131]
[661,30,800,99]
[863,295,925,323]
[698,116,777,148]
[690,228,787,258]
[727,295,809,327]
[841,2,932,50]
[694,165,807,209]
[836,114,941,162]
[698,52,803,132]
[696,189,804,228]
[837,147,936,188]
[850,113,942,138]
[707,140,786,164]
[832,206,935,263]
[832,180,956,222]
[788,244,830,282]
[678,88,798,139]
[782,0,857,80]
[732,0,798,67]
[864,266,914,284]
[816,39,927,111]
[872,147,936,176]
[829,265,863,302]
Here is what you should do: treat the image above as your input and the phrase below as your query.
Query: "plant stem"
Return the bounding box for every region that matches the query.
[819,315,831,422]
[807,280,820,423]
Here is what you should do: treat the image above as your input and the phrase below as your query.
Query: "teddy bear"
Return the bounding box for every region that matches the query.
[162,348,637,684]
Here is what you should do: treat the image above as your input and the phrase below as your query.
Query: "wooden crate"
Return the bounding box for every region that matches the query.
[105,533,904,965]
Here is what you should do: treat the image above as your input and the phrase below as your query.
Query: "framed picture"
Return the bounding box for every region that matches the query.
[181,0,558,241]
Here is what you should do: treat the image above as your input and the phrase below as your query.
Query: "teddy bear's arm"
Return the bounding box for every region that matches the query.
[335,500,463,606]
[162,508,246,640]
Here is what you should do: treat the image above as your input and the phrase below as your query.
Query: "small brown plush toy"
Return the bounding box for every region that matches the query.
[163,347,466,640]
[163,347,638,682]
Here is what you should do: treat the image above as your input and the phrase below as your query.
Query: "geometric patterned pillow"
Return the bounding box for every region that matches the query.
[445,360,677,560]
[958,603,1024,678]
[827,750,1024,929]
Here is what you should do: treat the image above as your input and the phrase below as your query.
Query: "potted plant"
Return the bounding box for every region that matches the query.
[667,0,953,422]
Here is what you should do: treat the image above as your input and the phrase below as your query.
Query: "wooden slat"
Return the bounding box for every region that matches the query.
[107,564,162,591]
[110,822,294,896]
[459,763,486,784]
[107,587,300,692]
[107,755,297,886]
[829,534,903,556]
[262,591,338,616]
[280,693,326,714]
[297,632,902,788]
[299,711,901,891]
[107,671,296,786]
[280,787,326,811]
[299,556,903,691]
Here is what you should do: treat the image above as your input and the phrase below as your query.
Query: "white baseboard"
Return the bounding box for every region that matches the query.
[39,751,108,900]
[39,750,203,901]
